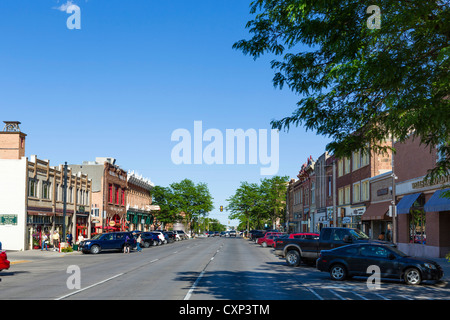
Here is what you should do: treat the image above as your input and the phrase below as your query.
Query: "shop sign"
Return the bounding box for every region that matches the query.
[412,175,450,189]
[351,206,366,216]
[342,217,352,224]
[109,220,116,227]
[0,214,18,225]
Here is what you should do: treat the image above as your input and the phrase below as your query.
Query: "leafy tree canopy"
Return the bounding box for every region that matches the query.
[234,0,450,180]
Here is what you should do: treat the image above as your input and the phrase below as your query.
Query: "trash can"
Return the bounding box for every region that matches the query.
[73,244,78,251]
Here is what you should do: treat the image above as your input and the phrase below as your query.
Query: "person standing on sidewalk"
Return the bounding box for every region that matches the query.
[41,233,48,251]
[52,230,60,251]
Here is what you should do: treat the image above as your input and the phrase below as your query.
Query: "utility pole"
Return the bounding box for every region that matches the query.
[391,138,397,244]
[62,162,68,243]
[333,160,337,227]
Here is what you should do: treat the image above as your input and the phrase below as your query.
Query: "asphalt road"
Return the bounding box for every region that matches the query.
[1,236,449,301]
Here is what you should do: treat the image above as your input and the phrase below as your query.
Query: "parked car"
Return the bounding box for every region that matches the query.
[249,230,266,241]
[316,243,444,285]
[258,232,286,247]
[175,230,189,240]
[0,251,10,272]
[140,232,160,247]
[151,231,167,244]
[79,232,136,254]
[274,227,392,267]
[229,230,237,237]
[165,231,180,241]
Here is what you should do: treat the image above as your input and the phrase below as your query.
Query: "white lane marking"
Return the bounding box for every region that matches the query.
[307,287,324,300]
[329,289,346,300]
[55,273,124,300]
[184,270,205,301]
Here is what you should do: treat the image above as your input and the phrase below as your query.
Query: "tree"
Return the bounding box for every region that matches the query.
[226,181,261,233]
[259,175,289,229]
[170,179,214,235]
[226,176,289,232]
[151,186,183,227]
[234,1,450,182]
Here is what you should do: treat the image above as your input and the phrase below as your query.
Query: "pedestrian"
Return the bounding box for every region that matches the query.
[136,234,143,252]
[41,233,48,251]
[124,234,131,254]
[52,230,60,251]
[378,232,385,241]
[66,232,73,247]
[77,233,84,251]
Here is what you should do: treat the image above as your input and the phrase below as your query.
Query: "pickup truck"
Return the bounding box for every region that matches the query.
[273,227,391,267]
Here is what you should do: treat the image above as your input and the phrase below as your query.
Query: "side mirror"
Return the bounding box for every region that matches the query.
[343,235,353,243]
[388,253,396,260]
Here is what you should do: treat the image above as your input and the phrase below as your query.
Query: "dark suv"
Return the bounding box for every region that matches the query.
[80,232,136,254]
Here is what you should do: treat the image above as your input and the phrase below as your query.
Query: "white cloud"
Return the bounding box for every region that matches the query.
[53,0,75,12]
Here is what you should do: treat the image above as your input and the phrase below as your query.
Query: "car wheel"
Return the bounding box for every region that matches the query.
[90,245,101,254]
[262,242,267,248]
[286,250,301,267]
[330,264,347,281]
[404,268,422,285]
[143,241,150,248]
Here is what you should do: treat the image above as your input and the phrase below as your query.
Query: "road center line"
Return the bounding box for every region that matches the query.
[184,241,223,300]
[55,273,124,300]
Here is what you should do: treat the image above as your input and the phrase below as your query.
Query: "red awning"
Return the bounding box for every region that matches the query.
[361,202,391,221]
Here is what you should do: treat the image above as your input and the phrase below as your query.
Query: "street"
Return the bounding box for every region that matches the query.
[1,236,449,301]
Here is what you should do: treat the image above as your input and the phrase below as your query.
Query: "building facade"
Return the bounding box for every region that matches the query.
[0,122,92,250]
[70,157,128,235]
[394,135,450,258]
[126,170,156,231]
[336,145,392,230]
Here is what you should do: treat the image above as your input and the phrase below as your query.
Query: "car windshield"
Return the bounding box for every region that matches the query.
[91,234,103,240]
[349,229,369,240]
[388,246,409,257]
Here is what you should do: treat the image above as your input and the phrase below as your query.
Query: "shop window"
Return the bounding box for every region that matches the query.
[115,185,120,205]
[42,182,51,200]
[338,159,343,177]
[353,182,361,203]
[338,188,344,206]
[344,158,351,174]
[409,195,426,244]
[352,151,361,171]
[361,180,370,201]
[28,178,38,197]
[344,185,351,204]
[108,184,113,203]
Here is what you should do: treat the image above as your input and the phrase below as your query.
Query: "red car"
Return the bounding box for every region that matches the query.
[0,251,10,272]
[257,232,286,247]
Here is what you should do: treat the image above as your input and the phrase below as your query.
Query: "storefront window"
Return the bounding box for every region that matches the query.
[409,209,426,244]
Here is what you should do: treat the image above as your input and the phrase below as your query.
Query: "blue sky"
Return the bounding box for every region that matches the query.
[0,0,331,227]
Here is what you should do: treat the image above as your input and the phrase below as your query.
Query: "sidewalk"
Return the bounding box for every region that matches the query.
[4,248,81,265]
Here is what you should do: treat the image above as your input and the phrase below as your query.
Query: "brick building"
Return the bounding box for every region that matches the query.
[336,145,392,229]
[394,135,450,258]
[126,171,156,231]
[70,158,128,235]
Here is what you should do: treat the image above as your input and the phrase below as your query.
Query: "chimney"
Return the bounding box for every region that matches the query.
[0,121,27,159]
